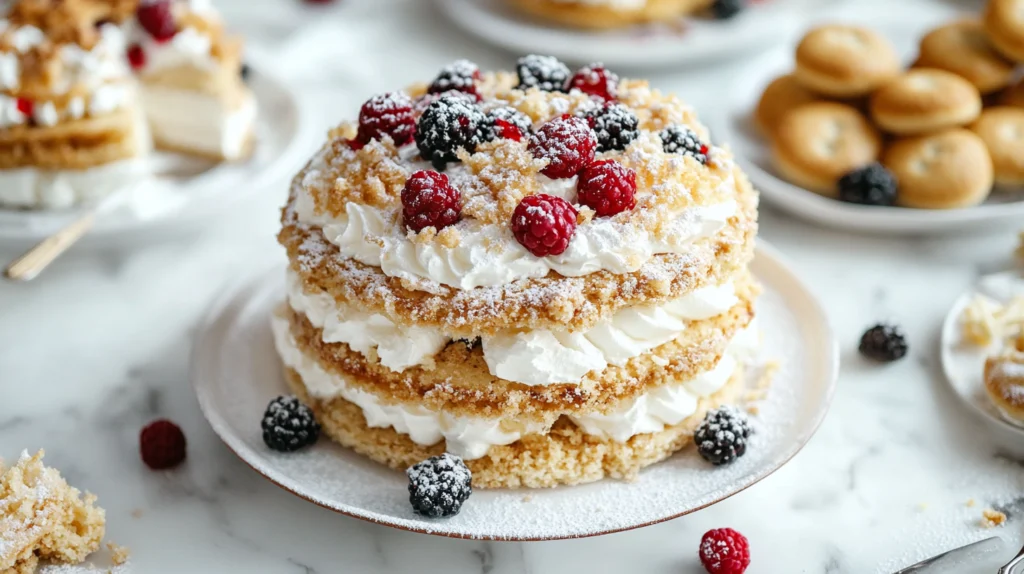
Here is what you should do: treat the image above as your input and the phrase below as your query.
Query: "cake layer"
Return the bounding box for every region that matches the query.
[283,363,743,488]
[141,83,254,160]
[509,0,712,30]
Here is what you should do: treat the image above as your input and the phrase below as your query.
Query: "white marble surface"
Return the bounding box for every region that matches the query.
[2,0,1024,572]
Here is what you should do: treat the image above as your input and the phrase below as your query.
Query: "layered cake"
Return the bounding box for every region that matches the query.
[0,0,255,209]
[273,56,759,488]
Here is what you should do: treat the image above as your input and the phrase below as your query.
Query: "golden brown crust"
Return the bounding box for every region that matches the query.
[284,363,745,488]
[970,107,1024,187]
[883,129,993,209]
[505,0,712,30]
[984,0,1024,63]
[793,25,900,98]
[1002,78,1024,108]
[0,105,144,169]
[754,74,821,136]
[984,350,1024,422]
[869,69,982,135]
[916,20,1015,95]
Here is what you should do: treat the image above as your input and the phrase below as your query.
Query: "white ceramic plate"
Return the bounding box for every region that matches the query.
[0,60,312,246]
[705,3,1024,235]
[941,271,1024,458]
[191,242,838,540]
[436,0,825,69]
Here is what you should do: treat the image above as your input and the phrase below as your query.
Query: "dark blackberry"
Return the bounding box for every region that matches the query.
[859,323,908,362]
[837,163,898,206]
[660,124,710,165]
[582,103,639,152]
[240,63,251,82]
[414,96,484,170]
[477,106,533,143]
[406,453,473,518]
[694,406,751,466]
[261,396,320,452]
[711,0,744,19]
[428,59,481,100]
[515,54,570,92]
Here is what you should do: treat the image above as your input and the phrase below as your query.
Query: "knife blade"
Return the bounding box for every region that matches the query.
[893,537,1005,573]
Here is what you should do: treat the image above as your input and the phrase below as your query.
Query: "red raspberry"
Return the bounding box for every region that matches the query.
[401,170,461,232]
[127,44,146,70]
[577,160,636,217]
[492,119,523,142]
[510,194,577,257]
[355,92,416,148]
[568,63,619,102]
[699,528,751,574]
[15,98,32,117]
[529,115,596,179]
[139,419,187,470]
[136,1,177,43]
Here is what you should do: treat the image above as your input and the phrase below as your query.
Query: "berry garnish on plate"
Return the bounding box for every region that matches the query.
[415,95,484,170]
[583,103,639,152]
[711,0,745,20]
[699,528,751,574]
[428,59,481,101]
[511,194,578,257]
[139,419,187,470]
[477,106,532,143]
[694,406,750,466]
[661,124,710,165]
[136,0,178,42]
[515,54,570,92]
[353,92,416,149]
[401,170,462,232]
[529,115,597,179]
[568,63,619,102]
[837,163,898,206]
[577,160,637,217]
[859,323,908,362]
[240,62,251,82]
[261,396,321,452]
[407,453,472,518]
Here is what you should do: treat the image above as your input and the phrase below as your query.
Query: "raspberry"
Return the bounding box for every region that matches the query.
[529,115,596,179]
[407,454,473,518]
[583,103,639,152]
[859,323,908,362]
[838,163,898,206]
[428,59,481,101]
[694,406,751,465]
[699,528,751,574]
[661,124,710,165]
[567,63,619,102]
[136,0,177,42]
[355,92,416,148]
[15,98,32,117]
[127,44,145,70]
[139,419,186,470]
[577,160,636,217]
[477,106,532,143]
[510,194,577,257]
[401,170,462,232]
[261,396,320,452]
[415,95,484,170]
[516,54,570,92]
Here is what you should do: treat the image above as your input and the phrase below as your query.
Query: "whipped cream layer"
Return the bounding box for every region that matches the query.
[134,26,217,73]
[141,87,255,159]
[285,268,740,384]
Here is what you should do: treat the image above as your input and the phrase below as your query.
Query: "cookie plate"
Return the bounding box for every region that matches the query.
[436,0,828,69]
[706,2,1024,235]
[190,242,838,540]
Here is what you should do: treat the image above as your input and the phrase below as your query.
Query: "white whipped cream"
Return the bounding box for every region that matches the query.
[141,86,256,159]
[9,25,43,53]
[138,26,216,72]
[0,51,17,89]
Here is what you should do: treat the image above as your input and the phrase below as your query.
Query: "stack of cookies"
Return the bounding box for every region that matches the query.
[274,56,760,488]
[757,0,1024,210]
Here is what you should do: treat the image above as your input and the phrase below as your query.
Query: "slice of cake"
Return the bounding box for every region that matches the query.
[274,57,759,488]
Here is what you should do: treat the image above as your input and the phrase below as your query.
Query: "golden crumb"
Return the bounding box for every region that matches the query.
[745,405,760,415]
[959,293,1024,347]
[106,542,129,566]
[966,498,977,507]
[404,82,428,99]
[981,508,1007,528]
[521,495,533,503]
[460,139,544,224]
[1016,231,1024,261]
[436,226,461,249]
[130,508,144,519]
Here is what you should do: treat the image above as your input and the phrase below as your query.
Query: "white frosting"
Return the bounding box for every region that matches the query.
[9,25,43,53]
[57,24,129,94]
[89,82,132,116]
[138,27,216,72]
[141,86,256,159]
[0,93,27,128]
[0,51,17,89]
[32,101,57,127]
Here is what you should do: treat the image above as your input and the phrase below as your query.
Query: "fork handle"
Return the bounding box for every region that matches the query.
[998,546,1024,574]
[4,210,97,281]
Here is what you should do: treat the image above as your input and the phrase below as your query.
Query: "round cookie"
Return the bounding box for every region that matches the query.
[794,25,901,98]
[984,0,1024,62]
[882,129,993,209]
[916,19,1015,94]
[755,74,821,135]
[771,102,882,196]
[970,107,1024,187]
[1002,78,1024,108]
[869,68,982,135]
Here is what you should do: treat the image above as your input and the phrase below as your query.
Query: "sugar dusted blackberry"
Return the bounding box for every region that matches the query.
[661,124,710,165]
[584,103,639,152]
[859,323,908,362]
[694,406,751,466]
[415,95,484,170]
[711,0,745,19]
[428,59,481,100]
[261,395,321,452]
[838,163,898,206]
[407,453,473,518]
[516,54,570,92]
[477,106,533,143]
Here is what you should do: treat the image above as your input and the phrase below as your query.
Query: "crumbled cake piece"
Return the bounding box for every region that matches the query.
[966,498,977,507]
[980,508,1007,528]
[106,542,130,566]
[960,293,1024,347]
[0,450,106,573]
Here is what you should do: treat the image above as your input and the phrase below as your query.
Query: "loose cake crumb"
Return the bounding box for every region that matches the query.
[965,498,977,508]
[980,508,1006,528]
[960,293,1024,347]
[105,543,129,566]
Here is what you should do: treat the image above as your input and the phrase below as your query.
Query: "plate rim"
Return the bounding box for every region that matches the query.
[190,241,839,540]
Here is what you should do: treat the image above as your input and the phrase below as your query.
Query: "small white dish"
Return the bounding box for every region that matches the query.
[705,3,1024,235]
[941,271,1024,458]
[0,60,313,247]
[191,242,838,540]
[436,0,824,69]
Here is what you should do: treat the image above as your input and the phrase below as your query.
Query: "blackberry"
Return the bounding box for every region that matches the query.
[477,106,533,143]
[711,0,744,19]
[838,163,898,206]
[428,59,481,100]
[240,62,251,82]
[515,54,570,92]
[859,323,908,362]
[582,103,639,152]
[261,396,320,452]
[414,96,484,170]
[406,453,473,518]
[694,406,751,466]
[660,124,709,165]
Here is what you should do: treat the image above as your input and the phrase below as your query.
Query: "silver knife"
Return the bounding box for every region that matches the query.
[893,537,1004,573]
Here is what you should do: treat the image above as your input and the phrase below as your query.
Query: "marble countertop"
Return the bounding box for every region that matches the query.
[2,0,1023,572]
